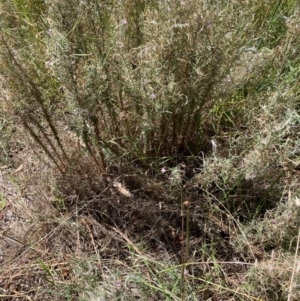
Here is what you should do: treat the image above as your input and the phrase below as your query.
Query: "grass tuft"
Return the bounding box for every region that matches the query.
[1,0,300,300]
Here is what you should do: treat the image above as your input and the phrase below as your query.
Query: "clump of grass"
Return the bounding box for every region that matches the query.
[1,0,300,300]
[2,0,289,167]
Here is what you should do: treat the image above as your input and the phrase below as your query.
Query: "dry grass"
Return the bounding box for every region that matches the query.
[1,0,300,300]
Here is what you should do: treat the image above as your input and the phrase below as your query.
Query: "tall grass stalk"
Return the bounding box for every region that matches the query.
[1,0,278,166]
